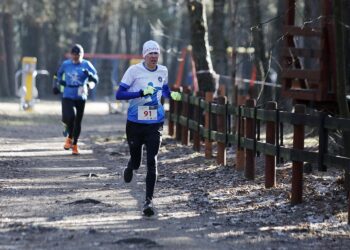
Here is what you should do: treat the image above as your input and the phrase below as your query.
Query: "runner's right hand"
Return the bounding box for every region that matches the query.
[140,86,155,97]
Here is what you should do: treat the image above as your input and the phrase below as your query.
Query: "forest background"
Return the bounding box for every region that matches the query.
[0,0,349,105]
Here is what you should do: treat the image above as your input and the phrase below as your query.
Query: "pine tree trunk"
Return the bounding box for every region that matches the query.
[211,0,227,75]
[161,0,170,67]
[169,7,189,85]
[248,0,266,79]
[37,23,48,98]
[122,4,134,73]
[304,0,320,69]
[273,0,285,102]
[96,12,112,97]
[247,0,270,104]
[0,14,10,97]
[77,0,93,51]
[345,0,350,83]
[333,0,350,191]
[187,0,216,93]
[228,0,238,134]
[3,13,15,96]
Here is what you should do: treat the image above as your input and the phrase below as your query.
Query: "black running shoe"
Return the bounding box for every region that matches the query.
[143,199,155,217]
[123,167,133,183]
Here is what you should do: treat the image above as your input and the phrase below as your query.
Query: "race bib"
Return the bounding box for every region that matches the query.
[138,106,157,120]
[78,85,88,97]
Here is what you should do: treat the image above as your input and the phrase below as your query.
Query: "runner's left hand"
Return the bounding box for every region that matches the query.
[87,82,95,89]
[170,92,181,101]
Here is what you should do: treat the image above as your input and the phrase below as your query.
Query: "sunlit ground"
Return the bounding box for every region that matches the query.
[0,99,110,116]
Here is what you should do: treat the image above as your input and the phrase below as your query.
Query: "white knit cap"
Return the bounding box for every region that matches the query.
[142,40,160,57]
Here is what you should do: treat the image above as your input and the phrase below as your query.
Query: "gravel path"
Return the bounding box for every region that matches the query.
[0,99,349,250]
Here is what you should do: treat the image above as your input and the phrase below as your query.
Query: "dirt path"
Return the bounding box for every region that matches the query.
[0,99,349,250]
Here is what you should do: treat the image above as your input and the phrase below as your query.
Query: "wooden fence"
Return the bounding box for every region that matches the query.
[168,90,350,224]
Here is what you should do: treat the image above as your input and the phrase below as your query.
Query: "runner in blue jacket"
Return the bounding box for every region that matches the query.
[57,44,98,155]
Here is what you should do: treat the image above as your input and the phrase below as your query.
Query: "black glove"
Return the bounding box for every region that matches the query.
[139,86,155,97]
[59,80,67,86]
[52,86,60,95]
[83,69,92,77]
[52,74,61,95]
[87,74,97,83]
[83,69,97,83]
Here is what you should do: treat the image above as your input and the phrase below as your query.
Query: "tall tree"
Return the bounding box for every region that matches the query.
[270,0,284,102]
[168,0,190,85]
[334,1,349,120]
[345,0,350,87]
[0,13,10,96]
[227,0,238,137]
[2,12,15,96]
[248,0,273,104]
[227,0,238,98]
[187,0,216,93]
[248,0,268,80]
[333,0,350,190]
[333,2,350,124]
[211,0,227,75]
[303,0,320,69]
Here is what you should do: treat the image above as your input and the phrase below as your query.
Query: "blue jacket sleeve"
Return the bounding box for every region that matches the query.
[85,61,99,84]
[162,84,171,99]
[116,85,142,100]
[57,63,66,85]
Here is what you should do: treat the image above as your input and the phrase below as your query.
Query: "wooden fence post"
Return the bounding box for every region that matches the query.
[205,92,213,158]
[245,98,256,180]
[175,93,182,142]
[217,96,227,165]
[218,84,226,96]
[348,194,350,225]
[318,112,328,171]
[181,87,190,145]
[193,93,202,152]
[168,91,175,136]
[291,104,305,205]
[168,98,174,136]
[236,96,246,171]
[265,101,277,188]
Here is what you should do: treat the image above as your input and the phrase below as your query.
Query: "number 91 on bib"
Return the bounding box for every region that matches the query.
[138,106,158,120]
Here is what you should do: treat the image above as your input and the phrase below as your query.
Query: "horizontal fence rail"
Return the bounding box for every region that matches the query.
[168,90,350,224]
[170,93,350,168]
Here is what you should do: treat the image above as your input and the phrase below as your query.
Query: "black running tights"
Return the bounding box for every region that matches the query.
[126,120,163,201]
[62,98,86,145]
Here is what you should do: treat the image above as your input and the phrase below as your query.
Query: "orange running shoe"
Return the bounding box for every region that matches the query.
[72,144,79,155]
[64,137,72,150]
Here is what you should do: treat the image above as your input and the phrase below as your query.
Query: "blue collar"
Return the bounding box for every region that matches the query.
[143,62,157,72]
